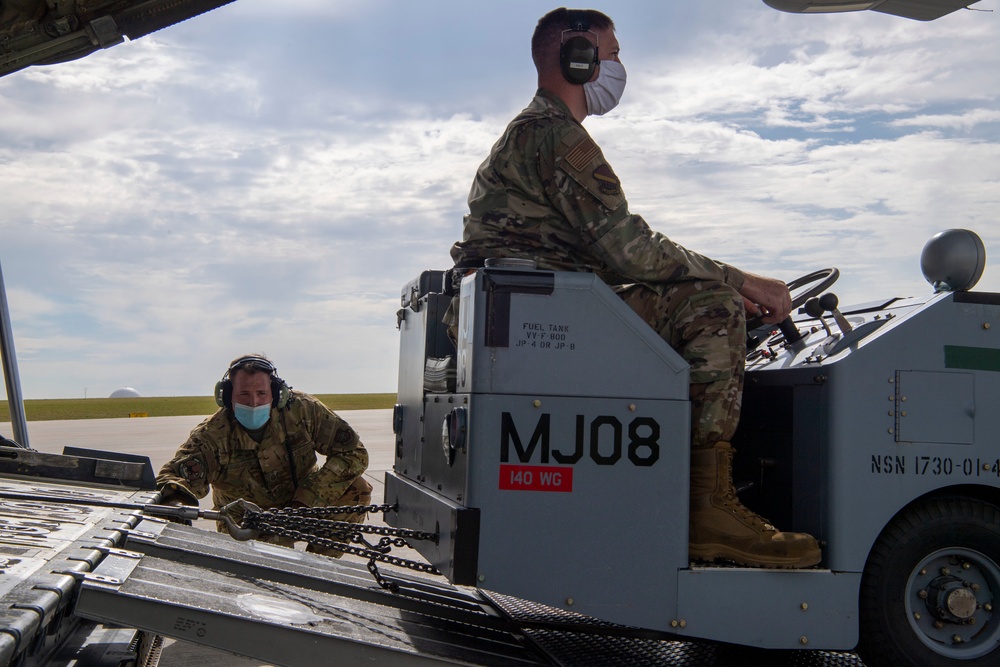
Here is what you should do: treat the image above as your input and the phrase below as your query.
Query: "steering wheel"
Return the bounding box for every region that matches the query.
[746,267,840,335]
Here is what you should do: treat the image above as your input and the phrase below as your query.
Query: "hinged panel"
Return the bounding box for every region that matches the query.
[896,371,974,444]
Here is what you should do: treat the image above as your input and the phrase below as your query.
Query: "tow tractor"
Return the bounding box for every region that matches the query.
[0,229,996,667]
[385,228,1000,667]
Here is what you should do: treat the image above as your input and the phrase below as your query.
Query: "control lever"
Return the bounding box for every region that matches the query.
[804,298,832,336]
[778,318,803,345]
[746,316,803,354]
[805,293,853,334]
[820,293,853,333]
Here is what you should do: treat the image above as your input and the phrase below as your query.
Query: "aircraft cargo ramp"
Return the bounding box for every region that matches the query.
[0,465,867,667]
[76,519,869,667]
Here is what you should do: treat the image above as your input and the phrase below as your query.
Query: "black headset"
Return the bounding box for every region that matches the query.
[214,355,291,410]
[559,12,599,85]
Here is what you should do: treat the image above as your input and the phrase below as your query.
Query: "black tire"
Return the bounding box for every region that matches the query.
[858,496,1000,667]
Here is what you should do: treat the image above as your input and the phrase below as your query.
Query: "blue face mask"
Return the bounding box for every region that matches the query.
[234,403,271,430]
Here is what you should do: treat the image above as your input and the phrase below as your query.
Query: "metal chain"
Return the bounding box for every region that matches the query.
[241,503,440,591]
[266,502,398,517]
[264,504,438,542]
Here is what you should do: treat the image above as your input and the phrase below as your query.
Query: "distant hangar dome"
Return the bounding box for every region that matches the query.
[109,387,141,398]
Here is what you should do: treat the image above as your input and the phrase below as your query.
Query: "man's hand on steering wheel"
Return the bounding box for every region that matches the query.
[743,267,841,339]
[740,272,793,325]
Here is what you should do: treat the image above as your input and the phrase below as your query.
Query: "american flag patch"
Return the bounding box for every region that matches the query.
[564,137,600,171]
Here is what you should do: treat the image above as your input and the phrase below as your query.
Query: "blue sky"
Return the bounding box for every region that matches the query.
[1,0,998,399]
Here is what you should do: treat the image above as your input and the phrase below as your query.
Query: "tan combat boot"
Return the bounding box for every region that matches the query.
[689,442,821,568]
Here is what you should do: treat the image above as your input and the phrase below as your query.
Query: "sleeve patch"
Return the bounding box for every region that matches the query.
[564,137,600,172]
[593,164,622,196]
[179,457,206,482]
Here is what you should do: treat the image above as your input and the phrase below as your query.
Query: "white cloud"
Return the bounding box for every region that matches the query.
[0,0,998,398]
[890,108,1000,130]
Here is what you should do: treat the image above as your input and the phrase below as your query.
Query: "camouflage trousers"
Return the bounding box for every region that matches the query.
[618,280,746,450]
[219,475,374,558]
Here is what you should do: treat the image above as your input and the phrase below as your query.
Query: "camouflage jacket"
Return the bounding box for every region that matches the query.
[156,391,368,510]
[450,89,745,294]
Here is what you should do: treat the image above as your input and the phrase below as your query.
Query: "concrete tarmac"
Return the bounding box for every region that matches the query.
[2,410,401,667]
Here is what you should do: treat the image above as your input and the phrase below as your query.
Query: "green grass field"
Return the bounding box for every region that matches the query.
[0,393,396,421]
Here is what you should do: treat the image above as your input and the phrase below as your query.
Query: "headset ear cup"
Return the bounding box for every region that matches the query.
[273,380,291,410]
[560,35,597,85]
[215,379,231,408]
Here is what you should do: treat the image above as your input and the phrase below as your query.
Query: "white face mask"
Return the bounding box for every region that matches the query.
[584,60,627,116]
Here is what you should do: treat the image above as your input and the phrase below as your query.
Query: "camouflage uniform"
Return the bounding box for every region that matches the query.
[156,390,371,556]
[451,89,747,448]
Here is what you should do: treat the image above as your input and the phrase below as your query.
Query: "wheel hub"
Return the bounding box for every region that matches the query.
[944,582,978,621]
[906,548,1000,658]
[925,575,980,622]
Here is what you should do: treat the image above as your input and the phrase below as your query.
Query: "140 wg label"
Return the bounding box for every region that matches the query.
[499,464,573,492]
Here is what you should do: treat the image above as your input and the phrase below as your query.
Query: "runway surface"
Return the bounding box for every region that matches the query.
[1,409,396,522]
